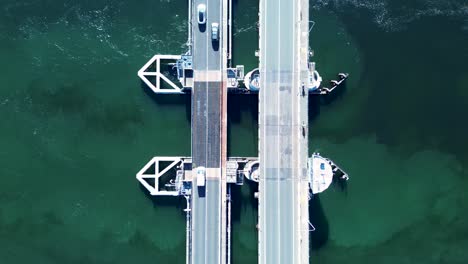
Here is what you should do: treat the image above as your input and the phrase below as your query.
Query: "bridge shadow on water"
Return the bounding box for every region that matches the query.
[229,180,333,253]
[230,180,258,223]
[227,93,258,124]
[230,180,258,264]
[227,93,258,156]
[309,194,330,251]
[308,82,348,251]
[230,182,333,252]
[309,80,348,123]
[138,184,187,217]
[141,80,192,122]
[322,80,348,106]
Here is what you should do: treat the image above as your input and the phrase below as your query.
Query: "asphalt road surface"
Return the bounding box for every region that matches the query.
[190,0,224,262]
[258,0,310,263]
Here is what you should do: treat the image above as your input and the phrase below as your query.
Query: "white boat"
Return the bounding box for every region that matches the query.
[243,160,259,182]
[243,68,260,91]
[309,152,349,194]
[309,153,334,194]
[307,68,323,92]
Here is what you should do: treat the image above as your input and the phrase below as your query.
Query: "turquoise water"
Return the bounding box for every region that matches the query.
[0,0,467,263]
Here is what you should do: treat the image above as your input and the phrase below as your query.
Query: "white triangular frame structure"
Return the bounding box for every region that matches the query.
[138,55,183,94]
[136,156,183,196]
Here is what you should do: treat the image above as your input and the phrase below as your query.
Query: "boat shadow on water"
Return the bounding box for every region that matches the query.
[309,176,349,250]
[333,175,349,194]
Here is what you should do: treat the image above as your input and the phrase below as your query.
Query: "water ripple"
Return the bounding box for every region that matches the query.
[312,0,468,31]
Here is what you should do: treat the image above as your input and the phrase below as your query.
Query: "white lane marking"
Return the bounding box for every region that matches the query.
[192,1,197,262]
[261,0,267,263]
[191,0,195,256]
[276,0,281,263]
[206,0,216,262]
[204,1,209,263]
[217,1,222,263]
[292,0,297,261]
[195,71,222,82]
[260,0,266,262]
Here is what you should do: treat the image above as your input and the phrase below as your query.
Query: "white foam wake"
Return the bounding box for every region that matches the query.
[312,0,468,31]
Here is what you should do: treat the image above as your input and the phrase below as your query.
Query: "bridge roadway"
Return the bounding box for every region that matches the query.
[258,0,311,263]
[190,0,228,262]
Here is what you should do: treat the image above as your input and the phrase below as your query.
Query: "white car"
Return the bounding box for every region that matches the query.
[196,166,206,187]
[197,4,206,25]
[211,22,219,41]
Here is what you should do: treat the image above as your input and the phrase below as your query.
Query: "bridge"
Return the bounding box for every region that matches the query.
[136,0,349,263]
[258,0,312,263]
[190,0,228,262]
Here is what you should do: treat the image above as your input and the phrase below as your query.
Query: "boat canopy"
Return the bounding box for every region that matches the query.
[310,154,333,194]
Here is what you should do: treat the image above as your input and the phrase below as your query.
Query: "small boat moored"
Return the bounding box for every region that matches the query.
[243,160,259,182]
[243,68,260,92]
[309,153,349,194]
